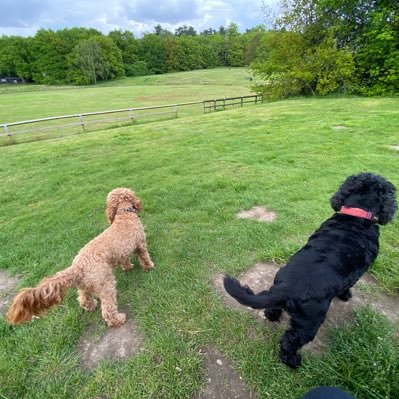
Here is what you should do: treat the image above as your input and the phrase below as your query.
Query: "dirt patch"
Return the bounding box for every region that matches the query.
[354,273,399,324]
[214,262,399,354]
[332,125,348,130]
[0,271,20,316]
[214,263,279,319]
[236,207,277,222]
[79,318,143,370]
[192,347,255,399]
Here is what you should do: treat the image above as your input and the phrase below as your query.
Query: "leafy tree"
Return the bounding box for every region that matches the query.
[92,36,124,79]
[0,21,284,85]
[197,36,219,68]
[72,39,106,84]
[29,29,68,84]
[164,36,206,71]
[200,33,226,66]
[200,28,217,36]
[272,0,399,95]
[225,23,244,66]
[310,35,356,95]
[125,61,150,76]
[108,30,139,76]
[280,0,318,27]
[0,36,32,79]
[154,24,173,37]
[226,22,240,37]
[317,0,399,95]
[202,34,226,67]
[180,36,205,69]
[251,30,355,99]
[29,28,102,84]
[175,25,197,36]
[139,34,167,74]
[164,36,185,71]
[218,26,227,35]
[355,6,399,95]
[242,28,267,65]
[68,35,124,84]
[227,38,244,66]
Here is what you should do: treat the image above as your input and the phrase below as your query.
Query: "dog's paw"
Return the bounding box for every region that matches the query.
[122,262,133,271]
[144,262,154,271]
[107,312,127,327]
[80,298,98,311]
[280,352,302,369]
[337,289,352,302]
[265,308,282,322]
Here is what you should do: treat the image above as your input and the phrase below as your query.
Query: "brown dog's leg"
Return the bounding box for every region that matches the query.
[97,277,126,327]
[135,244,154,271]
[78,289,98,311]
[121,259,133,271]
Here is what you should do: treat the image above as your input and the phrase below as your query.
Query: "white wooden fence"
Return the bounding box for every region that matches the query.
[0,94,263,144]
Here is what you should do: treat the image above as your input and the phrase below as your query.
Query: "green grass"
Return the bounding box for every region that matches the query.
[0,68,255,123]
[0,95,398,399]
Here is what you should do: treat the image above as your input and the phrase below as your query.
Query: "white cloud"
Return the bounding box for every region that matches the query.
[0,0,276,37]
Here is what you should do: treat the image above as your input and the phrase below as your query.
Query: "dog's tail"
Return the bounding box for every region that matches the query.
[6,266,78,325]
[223,275,285,309]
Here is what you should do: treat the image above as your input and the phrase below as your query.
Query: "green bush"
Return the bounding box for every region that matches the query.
[125,61,151,76]
[250,31,356,100]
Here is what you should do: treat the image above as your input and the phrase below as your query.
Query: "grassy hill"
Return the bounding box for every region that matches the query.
[0,95,398,398]
[0,68,255,124]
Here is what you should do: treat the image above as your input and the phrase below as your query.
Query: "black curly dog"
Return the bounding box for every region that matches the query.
[224,173,397,369]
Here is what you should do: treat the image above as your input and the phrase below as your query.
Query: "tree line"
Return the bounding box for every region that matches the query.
[0,23,264,85]
[252,0,399,98]
[0,0,397,98]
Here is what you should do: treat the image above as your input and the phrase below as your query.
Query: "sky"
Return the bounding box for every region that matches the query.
[0,0,278,38]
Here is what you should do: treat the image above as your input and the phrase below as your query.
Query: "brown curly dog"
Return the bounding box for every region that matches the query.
[6,188,154,327]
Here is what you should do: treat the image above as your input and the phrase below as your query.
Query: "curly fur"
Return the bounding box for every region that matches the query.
[6,188,154,327]
[224,172,397,369]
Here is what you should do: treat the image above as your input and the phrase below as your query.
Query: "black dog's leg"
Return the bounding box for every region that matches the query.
[280,327,303,369]
[280,300,330,369]
[265,308,283,322]
[337,288,352,302]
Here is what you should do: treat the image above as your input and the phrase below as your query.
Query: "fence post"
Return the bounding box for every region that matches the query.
[214,99,216,112]
[3,124,14,144]
[203,101,206,114]
[223,98,226,110]
[255,95,258,104]
[128,109,135,123]
[241,97,243,107]
[174,104,177,118]
[79,115,85,131]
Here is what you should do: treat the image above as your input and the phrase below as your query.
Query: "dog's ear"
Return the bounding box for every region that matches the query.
[330,175,361,211]
[106,202,117,224]
[377,181,397,225]
[330,173,374,212]
[330,191,345,212]
[106,191,120,224]
[133,198,143,212]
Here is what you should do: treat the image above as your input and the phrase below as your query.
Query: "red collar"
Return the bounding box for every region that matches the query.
[339,206,378,223]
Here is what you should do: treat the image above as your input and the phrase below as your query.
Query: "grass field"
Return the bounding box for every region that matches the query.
[0,87,399,398]
[0,68,255,124]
